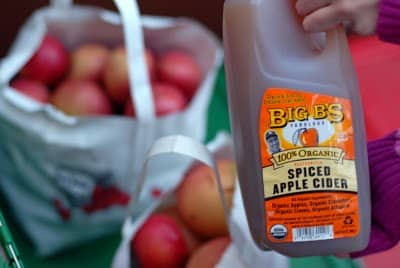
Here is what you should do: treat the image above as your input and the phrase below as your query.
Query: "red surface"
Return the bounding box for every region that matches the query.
[364,245,400,268]
[349,35,400,141]
[350,35,400,267]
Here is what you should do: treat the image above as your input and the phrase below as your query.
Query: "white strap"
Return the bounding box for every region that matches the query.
[50,0,72,8]
[113,0,155,123]
[129,135,231,222]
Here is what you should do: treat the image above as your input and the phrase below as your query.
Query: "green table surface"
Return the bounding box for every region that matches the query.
[1,67,360,268]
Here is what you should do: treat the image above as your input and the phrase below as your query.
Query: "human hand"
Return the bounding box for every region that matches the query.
[296,0,380,35]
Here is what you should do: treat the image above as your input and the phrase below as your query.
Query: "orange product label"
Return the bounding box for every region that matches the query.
[259,88,359,243]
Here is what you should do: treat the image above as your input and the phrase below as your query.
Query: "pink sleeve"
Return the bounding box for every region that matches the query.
[351,130,400,258]
[377,0,400,44]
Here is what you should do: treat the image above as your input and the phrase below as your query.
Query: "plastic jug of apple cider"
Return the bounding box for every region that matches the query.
[223,0,371,257]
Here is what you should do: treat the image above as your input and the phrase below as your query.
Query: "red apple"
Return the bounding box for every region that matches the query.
[20,35,69,86]
[103,47,156,104]
[177,159,237,239]
[11,78,50,103]
[69,44,110,81]
[186,237,231,268]
[145,48,156,81]
[124,98,135,117]
[158,206,202,254]
[124,82,187,117]
[131,214,189,268]
[158,51,202,98]
[103,47,128,104]
[51,79,113,116]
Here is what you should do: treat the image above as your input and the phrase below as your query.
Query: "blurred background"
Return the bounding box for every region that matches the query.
[0,0,224,57]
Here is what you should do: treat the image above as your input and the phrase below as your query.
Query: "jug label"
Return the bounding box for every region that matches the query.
[259,88,359,243]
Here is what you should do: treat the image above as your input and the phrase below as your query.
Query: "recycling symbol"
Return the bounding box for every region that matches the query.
[344,216,354,225]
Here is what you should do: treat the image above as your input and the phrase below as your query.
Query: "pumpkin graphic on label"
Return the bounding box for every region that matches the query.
[293,128,319,147]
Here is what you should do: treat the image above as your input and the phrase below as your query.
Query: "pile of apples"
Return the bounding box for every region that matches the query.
[11,35,203,117]
[131,159,237,268]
